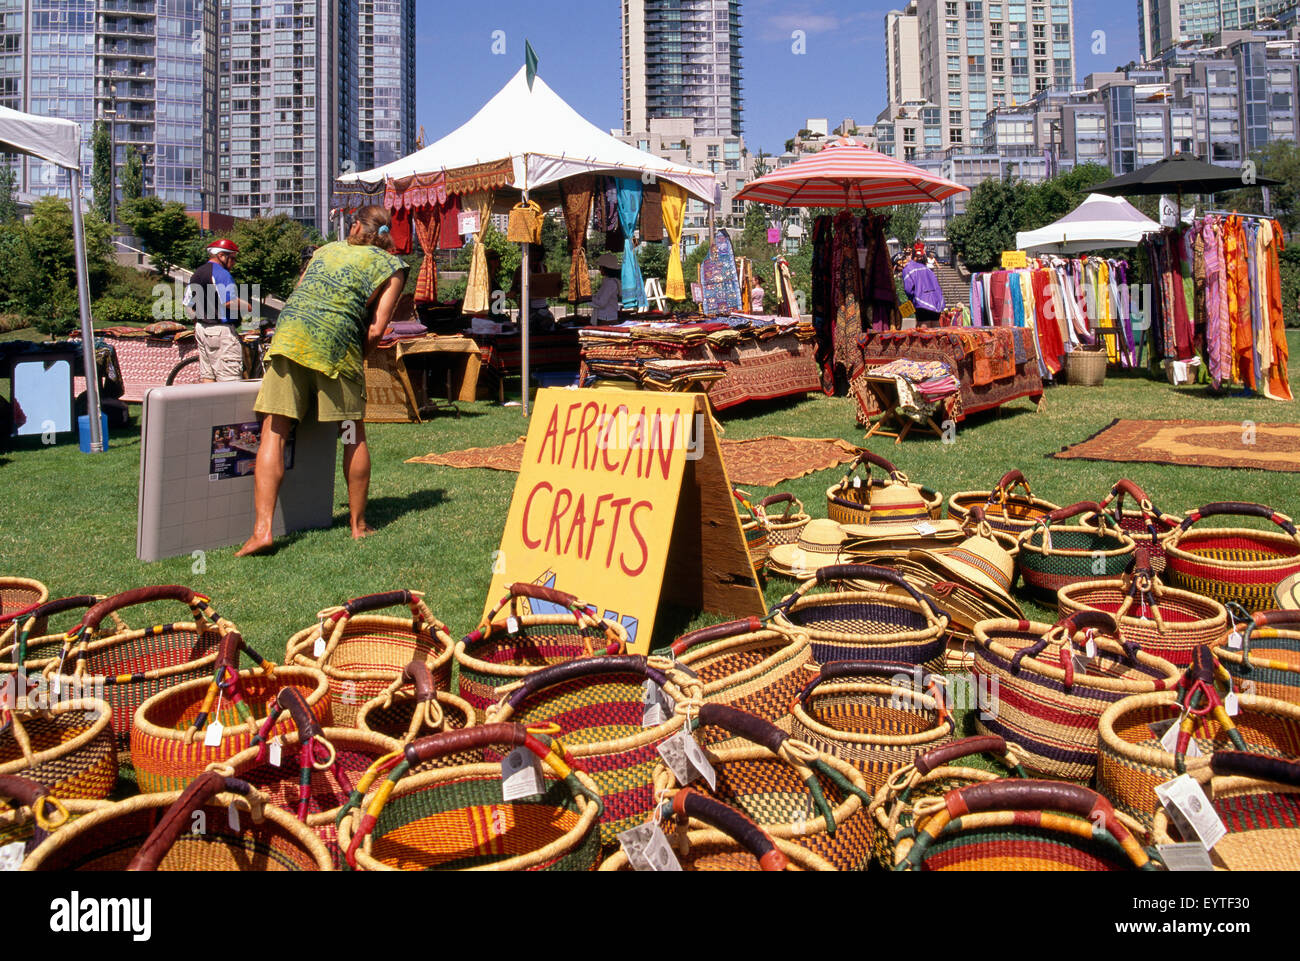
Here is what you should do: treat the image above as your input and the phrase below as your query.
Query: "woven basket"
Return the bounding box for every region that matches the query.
[1065,344,1107,386]
[337,723,603,871]
[130,663,330,794]
[284,590,455,728]
[895,779,1156,871]
[1214,608,1300,704]
[1164,502,1300,613]
[0,698,117,801]
[667,617,815,741]
[735,489,771,574]
[787,660,954,794]
[971,611,1181,781]
[826,450,943,526]
[0,578,48,627]
[759,493,813,547]
[1057,548,1228,668]
[485,654,700,847]
[1151,751,1300,870]
[1097,652,1300,832]
[454,583,628,721]
[1091,479,1182,574]
[0,594,130,686]
[23,771,333,871]
[356,660,478,764]
[947,469,1060,536]
[598,788,837,871]
[653,703,877,871]
[770,563,951,677]
[1017,501,1136,602]
[0,774,108,860]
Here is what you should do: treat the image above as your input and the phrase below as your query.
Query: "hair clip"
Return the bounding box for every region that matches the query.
[378,225,390,235]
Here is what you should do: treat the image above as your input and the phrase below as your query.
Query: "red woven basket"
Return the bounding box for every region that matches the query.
[1164,502,1300,613]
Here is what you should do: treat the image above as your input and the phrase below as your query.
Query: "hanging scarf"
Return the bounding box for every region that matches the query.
[660,182,688,300]
[412,206,442,303]
[560,175,596,303]
[461,190,495,315]
[1262,220,1293,401]
[615,179,647,311]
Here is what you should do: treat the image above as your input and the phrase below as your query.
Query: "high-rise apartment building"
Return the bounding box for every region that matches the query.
[621,0,743,139]
[356,0,415,170]
[1137,0,1293,60]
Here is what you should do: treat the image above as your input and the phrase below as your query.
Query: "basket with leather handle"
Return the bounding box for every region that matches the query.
[355,660,479,768]
[734,489,770,574]
[214,685,401,863]
[869,734,1029,869]
[758,493,812,547]
[971,611,1181,781]
[1090,479,1182,573]
[485,654,701,846]
[0,577,48,630]
[653,702,876,871]
[1057,547,1228,667]
[336,723,603,871]
[284,590,455,728]
[0,696,116,802]
[1016,501,1136,601]
[894,779,1158,871]
[947,469,1060,536]
[664,617,814,742]
[1151,751,1300,870]
[825,450,942,526]
[598,788,836,871]
[130,628,329,794]
[47,586,238,756]
[1,594,131,686]
[1096,645,1300,833]
[506,199,543,244]
[455,582,628,720]
[23,770,333,871]
[1215,607,1300,704]
[1163,502,1300,613]
[769,563,951,677]
[0,774,109,863]
[787,660,955,794]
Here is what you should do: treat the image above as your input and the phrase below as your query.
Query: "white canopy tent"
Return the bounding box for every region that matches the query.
[0,105,102,451]
[338,66,717,415]
[1015,192,1160,254]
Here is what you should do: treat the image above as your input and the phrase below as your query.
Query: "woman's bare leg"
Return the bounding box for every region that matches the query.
[343,419,375,539]
[235,414,292,556]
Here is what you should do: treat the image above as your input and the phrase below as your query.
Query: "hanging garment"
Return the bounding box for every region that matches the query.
[1030,269,1063,375]
[970,276,983,326]
[461,190,495,315]
[412,206,442,303]
[1262,219,1293,401]
[699,228,742,317]
[641,183,664,242]
[775,258,801,319]
[561,175,596,303]
[862,214,898,331]
[660,182,688,300]
[1226,216,1254,388]
[616,180,647,311]
[1245,219,1265,391]
[989,271,1013,325]
[387,206,413,255]
[437,195,464,250]
[596,177,624,250]
[825,211,865,394]
[1202,217,1229,387]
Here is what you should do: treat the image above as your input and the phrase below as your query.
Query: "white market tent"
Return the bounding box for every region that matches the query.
[338,66,718,415]
[0,105,103,451]
[1015,192,1160,255]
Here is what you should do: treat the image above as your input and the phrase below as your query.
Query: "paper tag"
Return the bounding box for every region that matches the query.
[852,476,862,490]
[1227,631,1243,650]
[501,747,545,801]
[227,802,240,832]
[617,823,682,872]
[671,661,700,680]
[0,841,24,872]
[458,210,481,236]
[203,720,225,748]
[913,521,937,536]
[641,680,675,728]
[1042,530,1053,553]
[1156,718,1203,757]
[1085,637,1098,658]
[50,675,61,697]
[1072,654,1091,675]
[657,729,716,790]
[1225,692,1240,717]
[1157,841,1216,871]
[1155,773,1227,851]
[506,616,520,635]
[269,736,283,767]
[312,636,326,658]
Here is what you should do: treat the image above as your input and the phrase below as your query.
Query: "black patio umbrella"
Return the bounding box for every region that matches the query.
[1092,154,1280,208]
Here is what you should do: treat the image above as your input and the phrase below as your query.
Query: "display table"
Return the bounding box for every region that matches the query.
[851,326,1044,425]
[364,334,482,423]
[96,328,198,401]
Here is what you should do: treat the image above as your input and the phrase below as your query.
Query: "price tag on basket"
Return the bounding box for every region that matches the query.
[269,736,283,767]
[228,802,241,832]
[1224,692,1240,717]
[1227,631,1243,650]
[657,729,716,790]
[1156,719,1203,758]
[0,841,24,872]
[617,823,682,871]
[501,746,545,801]
[1156,841,1215,871]
[506,616,520,635]
[914,521,937,536]
[1155,773,1226,851]
[642,679,675,728]
[203,721,224,748]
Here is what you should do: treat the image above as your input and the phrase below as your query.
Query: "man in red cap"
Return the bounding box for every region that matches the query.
[185,238,255,382]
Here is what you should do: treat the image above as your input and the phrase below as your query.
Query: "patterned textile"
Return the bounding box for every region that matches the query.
[1263,220,1293,401]
[1051,419,1300,472]
[616,179,647,310]
[384,172,447,211]
[332,178,384,214]
[826,211,865,395]
[98,334,197,402]
[700,229,742,317]
[440,159,514,196]
[660,182,688,300]
[412,206,441,304]
[461,190,495,315]
[560,175,596,303]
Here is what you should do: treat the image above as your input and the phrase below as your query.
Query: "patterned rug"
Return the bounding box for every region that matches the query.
[407,435,862,487]
[1052,419,1300,472]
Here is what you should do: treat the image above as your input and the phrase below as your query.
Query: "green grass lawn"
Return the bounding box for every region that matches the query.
[3,331,1299,657]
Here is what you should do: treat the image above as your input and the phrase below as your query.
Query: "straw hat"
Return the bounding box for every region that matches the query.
[1278,572,1300,610]
[768,519,853,578]
[913,528,1018,610]
[840,519,965,555]
[866,481,933,526]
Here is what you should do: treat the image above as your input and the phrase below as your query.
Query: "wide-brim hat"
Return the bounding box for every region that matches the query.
[768,519,853,578]
[913,531,1018,609]
[596,253,621,273]
[1278,572,1300,610]
[872,555,1022,631]
[866,481,933,526]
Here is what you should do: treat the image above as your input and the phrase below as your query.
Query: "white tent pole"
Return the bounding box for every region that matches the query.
[521,155,531,418]
[70,167,104,453]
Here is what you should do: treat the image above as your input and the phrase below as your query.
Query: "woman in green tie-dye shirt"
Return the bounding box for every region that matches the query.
[238,205,407,556]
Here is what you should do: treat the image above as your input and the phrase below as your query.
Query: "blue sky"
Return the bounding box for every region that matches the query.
[413,0,1141,156]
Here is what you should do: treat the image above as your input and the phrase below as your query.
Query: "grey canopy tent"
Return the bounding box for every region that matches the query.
[0,105,103,451]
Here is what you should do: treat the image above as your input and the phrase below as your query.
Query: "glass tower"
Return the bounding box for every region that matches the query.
[357,0,414,170]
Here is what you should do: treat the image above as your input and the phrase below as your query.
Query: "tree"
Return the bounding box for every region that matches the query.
[1019,162,1112,230]
[120,146,143,203]
[736,202,774,264]
[882,204,922,247]
[230,214,314,301]
[91,122,112,222]
[8,198,114,334]
[946,177,1036,270]
[1217,140,1300,233]
[119,196,200,277]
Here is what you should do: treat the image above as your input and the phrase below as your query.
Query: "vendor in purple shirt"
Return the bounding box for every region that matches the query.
[902,242,945,326]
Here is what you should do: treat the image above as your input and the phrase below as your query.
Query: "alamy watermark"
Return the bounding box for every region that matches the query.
[887,665,1001,720]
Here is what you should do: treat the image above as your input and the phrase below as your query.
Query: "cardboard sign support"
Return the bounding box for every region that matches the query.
[483,387,765,653]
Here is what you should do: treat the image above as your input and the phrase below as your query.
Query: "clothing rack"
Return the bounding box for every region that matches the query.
[1199,210,1272,220]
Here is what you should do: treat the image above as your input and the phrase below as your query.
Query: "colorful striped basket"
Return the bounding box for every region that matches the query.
[0,774,108,861]
[758,493,813,548]
[337,724,603,871]
[356,660,479,763]
[893,780,1157,871]
[1057,547,1228,667]
[947,469,1060,536]
[22,771,333,871]
[653,703,877,871]
[787,660,955,794]
[826,450,943,526]
[971,611,1181,781]
[1090,479,1182,574]
[1017,501,1136,602]
[0,578,48,628]
[284,590,455,729]
[1151,751,1300,870]
[770,563,951,677]
[454,583,628,721]
[1,595,130,688]
[1215,607,1300,705]
[735,489,771,575]
[0,697,117,801]
[1164,502,1300,613]
[484,654,701,847]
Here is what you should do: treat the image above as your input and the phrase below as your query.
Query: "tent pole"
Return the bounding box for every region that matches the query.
[521,158,531,417]
[70,167,104,453]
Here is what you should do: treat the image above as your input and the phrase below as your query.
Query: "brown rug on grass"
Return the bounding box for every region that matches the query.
[1052,419,1300,472]
[407,435,861,487]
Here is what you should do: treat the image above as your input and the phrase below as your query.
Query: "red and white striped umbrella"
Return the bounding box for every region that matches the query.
[735,137,968,208]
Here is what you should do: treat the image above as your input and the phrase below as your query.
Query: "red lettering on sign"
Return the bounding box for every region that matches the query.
[544,488,573,553]
[558,402,581,467]
[573,401,599,471]
[620,500,653,576]
[586,492,615,563]
[536,406,561,465]
[521,481,551,549]
[605,496,632,567]
[563,492,588,558]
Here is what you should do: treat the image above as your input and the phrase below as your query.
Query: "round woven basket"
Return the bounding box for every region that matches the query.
[1089,479,1182,574]
[599,827,835,871]
[758,493,812,548]
[1163,503,1300,613]
[1016,501,1136,602]
[1065,344,1107,386]
[1212,608,1300,704]
[0,698,117,801]
[0,578,48,627]
[0,774,108,857]
[825,450,942,526]
[0,594,129,683]
[947,469,1059,536]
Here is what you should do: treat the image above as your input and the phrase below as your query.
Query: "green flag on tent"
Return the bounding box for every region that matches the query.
[525,40,539,89]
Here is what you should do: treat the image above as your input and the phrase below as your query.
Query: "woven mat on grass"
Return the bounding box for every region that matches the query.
[407,435,861,487]
[1052,419,1300,472]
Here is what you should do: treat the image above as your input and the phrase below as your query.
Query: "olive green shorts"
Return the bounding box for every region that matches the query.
[255,355,366,423]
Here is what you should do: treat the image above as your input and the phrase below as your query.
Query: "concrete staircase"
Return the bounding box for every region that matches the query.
[932,264,971,309]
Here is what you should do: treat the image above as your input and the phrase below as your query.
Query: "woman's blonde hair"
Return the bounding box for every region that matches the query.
[349,204,395,252]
